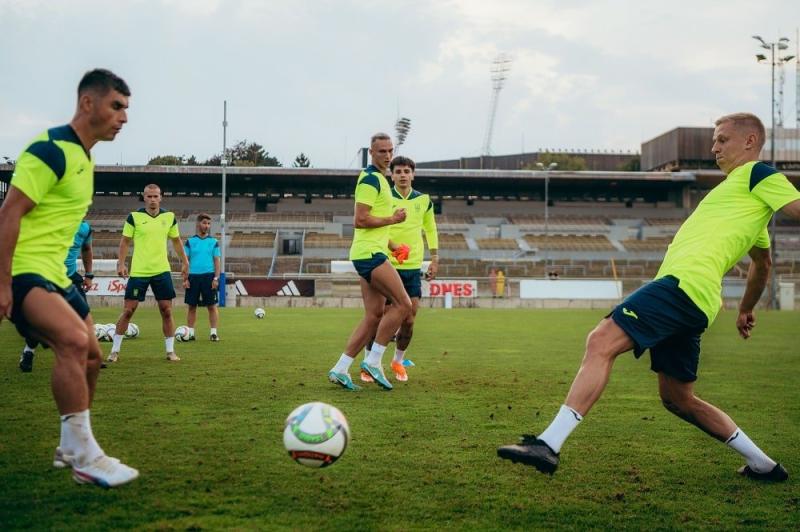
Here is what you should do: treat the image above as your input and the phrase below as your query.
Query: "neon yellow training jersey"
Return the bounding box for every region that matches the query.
[11,125,94,288]
[349,165,393,261]
[656,161,800,324]
[122,208,180,277]
[388,187,439,270]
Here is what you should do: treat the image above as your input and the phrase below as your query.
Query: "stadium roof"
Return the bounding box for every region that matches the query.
[0,164,698,201]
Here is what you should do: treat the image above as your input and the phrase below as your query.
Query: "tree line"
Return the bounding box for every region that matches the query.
[148,140,311,168]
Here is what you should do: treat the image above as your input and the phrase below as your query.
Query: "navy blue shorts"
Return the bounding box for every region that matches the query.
[10,273,90,341]
[69,272,88,305]
[397,269,422,299]
[185,273,218,306]
[609,276,708,382]
[125,272,176,301]
[352,253,388,283]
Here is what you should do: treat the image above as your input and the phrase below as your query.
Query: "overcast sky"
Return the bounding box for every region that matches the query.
[1,0,798,167]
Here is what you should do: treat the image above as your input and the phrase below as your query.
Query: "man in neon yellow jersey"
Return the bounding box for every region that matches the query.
[327,133,411,391]
[359,155,438,383]
[108,184,189,363]
[499,113,800,482]
[0,68,138,487]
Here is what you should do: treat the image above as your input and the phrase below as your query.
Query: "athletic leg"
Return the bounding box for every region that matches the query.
[658,373,783,478]
[187,305,197,328]
[498,318,634,473]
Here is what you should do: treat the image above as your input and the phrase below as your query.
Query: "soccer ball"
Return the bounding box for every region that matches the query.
[283,402,350,468]
[94,323,109,342]
[125,323,139,338]
[175,325,191,342]
[254,307,266,319]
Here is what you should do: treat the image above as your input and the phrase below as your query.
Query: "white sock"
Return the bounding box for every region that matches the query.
[23,345,35,354]
[332,353,354,374]
[111,334,124,353]
[366,343,387,367]
[60,410,104,467]
[165,336,175,352]
[538,405,583,454]
[393,349,406,363]
[210,328,217,335]
[188,327,195,336]
[726,428,777,473]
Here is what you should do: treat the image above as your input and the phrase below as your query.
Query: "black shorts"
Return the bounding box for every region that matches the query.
[10,273,90,341]
[609,275,708,382]
[352,253,388,283]
[69,272,88,305]
[125,272,176,301]
[397,269,422,299]
[185,273,218,306]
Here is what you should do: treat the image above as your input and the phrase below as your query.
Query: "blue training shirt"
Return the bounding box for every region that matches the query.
[185,234,220,275]
[65,220,92,277]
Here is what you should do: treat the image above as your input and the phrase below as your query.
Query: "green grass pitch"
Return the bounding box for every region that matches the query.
[1,307,798,530]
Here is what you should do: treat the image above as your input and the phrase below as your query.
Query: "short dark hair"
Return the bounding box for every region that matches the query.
[197,213,212,223]
[78,68,130,97]
[390,156,415,172]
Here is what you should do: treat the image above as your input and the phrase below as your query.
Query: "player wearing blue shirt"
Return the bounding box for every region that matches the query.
[65,220,95,301]
[184,213,221,341]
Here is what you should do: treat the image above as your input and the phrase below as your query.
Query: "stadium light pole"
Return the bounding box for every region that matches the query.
[753,35,794,309]
[536,161,558,275]
[219,101,229,307]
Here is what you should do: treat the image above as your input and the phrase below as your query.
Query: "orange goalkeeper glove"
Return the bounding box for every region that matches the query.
[392,244,410,264]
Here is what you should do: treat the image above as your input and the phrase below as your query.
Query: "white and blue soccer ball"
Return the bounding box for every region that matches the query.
[283,402,350,468]
[125,323,140,339]
[94,323,110,342]
[254,307,266,319]
[174,325,192,342]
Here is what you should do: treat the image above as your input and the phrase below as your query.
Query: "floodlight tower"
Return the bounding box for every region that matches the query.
[395,117,412,154]
[753,35,795,309]
[482,54,512,157]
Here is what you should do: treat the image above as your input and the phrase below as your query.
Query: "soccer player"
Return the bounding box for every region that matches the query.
[184,213,221,341]
[108,184,189,362]
[359,156,439,383]
[327,133,412,391]
[498,113,800,482]
[0,68,138,487]
[18,219,94,372]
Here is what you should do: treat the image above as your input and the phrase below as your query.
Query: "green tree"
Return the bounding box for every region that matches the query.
[148,155,188,165]
[202,140,281,167]
[147,154,200,166]
[618,157,641,171]
[527,152,587,171]
[230,140,281,167]
[293,153,311,167]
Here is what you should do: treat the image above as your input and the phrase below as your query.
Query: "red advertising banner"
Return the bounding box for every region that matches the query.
[235,279,315,297]
[422,280,477,298]
[85,277,130,296]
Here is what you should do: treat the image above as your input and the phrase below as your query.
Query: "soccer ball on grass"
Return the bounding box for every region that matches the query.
[174,325,193,342]
[254,307,266,319]
[283,402,349,468]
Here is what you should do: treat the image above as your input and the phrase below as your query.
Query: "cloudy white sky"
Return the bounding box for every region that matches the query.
[1,0,798,167]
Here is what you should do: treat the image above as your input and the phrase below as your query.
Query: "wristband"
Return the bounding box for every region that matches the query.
[84,272,94,279]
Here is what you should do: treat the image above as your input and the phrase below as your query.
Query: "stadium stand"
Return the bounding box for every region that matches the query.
[523,234,616,251]
[4,164,787,288]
